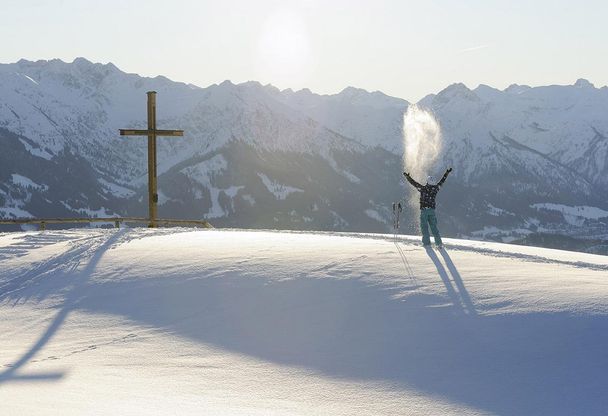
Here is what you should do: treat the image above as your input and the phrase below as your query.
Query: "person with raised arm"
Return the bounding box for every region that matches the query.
[403,168,452,248]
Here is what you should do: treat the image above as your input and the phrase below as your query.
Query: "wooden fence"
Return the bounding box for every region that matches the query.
[0,217,213,231]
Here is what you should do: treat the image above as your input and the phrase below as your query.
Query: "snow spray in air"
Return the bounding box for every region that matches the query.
[402,104,443,231]
[403,104,443,180]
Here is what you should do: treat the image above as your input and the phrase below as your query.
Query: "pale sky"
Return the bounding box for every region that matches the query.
[2,0,607,102]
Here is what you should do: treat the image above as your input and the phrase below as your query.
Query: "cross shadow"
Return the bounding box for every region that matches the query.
[425,247,476,315]
[0,229,127,385]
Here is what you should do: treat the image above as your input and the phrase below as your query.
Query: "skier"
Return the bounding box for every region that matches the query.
[403,168,452,248]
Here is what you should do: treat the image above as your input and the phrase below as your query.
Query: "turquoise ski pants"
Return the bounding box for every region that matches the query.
[420,208,443,246]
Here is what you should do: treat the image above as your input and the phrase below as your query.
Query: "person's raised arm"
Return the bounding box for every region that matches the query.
[437,168,452,187]
[403,172,422,190]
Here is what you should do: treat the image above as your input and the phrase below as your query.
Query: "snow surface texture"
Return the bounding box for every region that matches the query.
[1,228,607,415]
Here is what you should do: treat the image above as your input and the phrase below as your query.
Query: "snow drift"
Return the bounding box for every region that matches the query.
[1,228,607,415]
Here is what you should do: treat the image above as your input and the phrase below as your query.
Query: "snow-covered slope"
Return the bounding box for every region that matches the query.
[0,59,365,180]
[275,86,408,153]
[413,81,608,247]
[1,228,607,415]
[419,80,608,190]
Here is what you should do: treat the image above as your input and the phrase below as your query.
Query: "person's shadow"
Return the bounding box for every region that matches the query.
[425,247,476,316]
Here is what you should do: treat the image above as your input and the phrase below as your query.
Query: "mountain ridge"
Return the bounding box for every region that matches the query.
[0,57,607,254]
[6,57,606,100]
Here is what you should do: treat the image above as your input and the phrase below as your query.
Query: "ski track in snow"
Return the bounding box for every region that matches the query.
[0,228,607,415]
[225,227,608,272]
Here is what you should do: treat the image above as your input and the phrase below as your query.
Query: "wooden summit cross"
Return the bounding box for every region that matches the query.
[120,91,183,228]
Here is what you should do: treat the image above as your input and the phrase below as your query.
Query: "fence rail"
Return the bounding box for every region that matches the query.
[0,217,213,230]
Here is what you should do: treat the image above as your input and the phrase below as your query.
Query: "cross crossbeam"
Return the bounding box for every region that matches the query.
[119,91,183,227]
[119,129,183,137]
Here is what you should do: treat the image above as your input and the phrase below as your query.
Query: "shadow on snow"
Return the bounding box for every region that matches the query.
[0,229,128,385]
[1,230,607,415]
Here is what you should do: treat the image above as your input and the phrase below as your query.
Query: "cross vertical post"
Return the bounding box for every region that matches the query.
[119,91,184,228]
[147,91,158,227]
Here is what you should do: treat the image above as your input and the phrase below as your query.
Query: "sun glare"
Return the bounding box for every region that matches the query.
[255,9,314,88]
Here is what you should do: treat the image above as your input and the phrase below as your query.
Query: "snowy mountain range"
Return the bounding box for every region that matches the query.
[0,58,607,253]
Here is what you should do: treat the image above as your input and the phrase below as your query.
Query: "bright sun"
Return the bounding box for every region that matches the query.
[255,9,314,88]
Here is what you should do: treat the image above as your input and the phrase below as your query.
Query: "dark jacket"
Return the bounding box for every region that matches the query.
[404,170,450,209]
